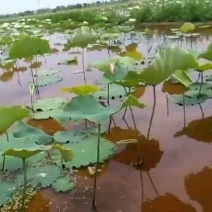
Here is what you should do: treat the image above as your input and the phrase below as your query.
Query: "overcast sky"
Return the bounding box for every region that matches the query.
[0,0,99,14]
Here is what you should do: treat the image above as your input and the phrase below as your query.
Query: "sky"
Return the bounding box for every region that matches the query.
[0,0,97,15]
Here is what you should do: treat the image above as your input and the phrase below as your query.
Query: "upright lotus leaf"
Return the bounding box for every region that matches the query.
[172,70,193,87]
[138,46,198,85]
[120,43,143,61]
[58,56,78,65]
[17,165,62,188]
[198,43,212,62]
[51,144,73,162]
[35,75,63,87]
[0,137,51,159]
[9,36,50,59]
[197,61,212,71]
[180,22,195,33]
[61,85,100,95]
[121,95,146,109]
[64,95,122,124]
[0,106,30,133]
[71,26,97,48]
[52,177,75,192]
[12,121,52,145]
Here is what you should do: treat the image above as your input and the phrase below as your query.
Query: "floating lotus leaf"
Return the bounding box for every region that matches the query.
[54,126,106,144]
[17,165,62,188]
[198,42,212,62]
[31,97,68,111]
[32,109,70,125]
[0,71,14,82]
[30,61,42,69]
[58,56,78,65]
[172,70,193,87]
[100,33,119,41]
[205,75,212,82]
[12,121,52,145]
[35,75,63,87]
[9,36,50,59]
[0,106,30,133]
[52,137,115,168]
[169,93,208,106]
[33,69,60,77]
[0,182,16,206]
[52,177,75,192]
[121,94,146,109]
[186,83,212,98]
[180,22,195,33]
[138,46,198,85]
[93,84,131,100]
[71,26,98,48]
[64,95,122,124]
[61,85,100,95]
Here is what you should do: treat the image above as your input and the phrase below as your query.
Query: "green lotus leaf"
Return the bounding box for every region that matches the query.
[51,144,73,162]
[61,85,100,95]
[90,56,135,75]
[93,84,131,100]
[30,97,68,111]
[121,94,146,109]
[100,33,119,41]
[198,42,212,61]
[169,93,208,106]
[120,50,142,61]
[180,22,195,33]
[186,83,212,98]
[172,70,193,87]
[117,71,141,88]
[0,106,30,133]
[52,137,115,168]
[64,95,122,124]
[33,69,60,77]
[12,121,52,145]
[0,182,17,206]
[71,26,98,48]
[197,60,212,71]
[0,137,51,159]
[35,75,63,87]
[52,177,75,192]
[9,36,50,59]
[32,108,70,125]
[54,126,106,144]
[17,165,62,188]
[138,46,198,85]
[58,56,78,65]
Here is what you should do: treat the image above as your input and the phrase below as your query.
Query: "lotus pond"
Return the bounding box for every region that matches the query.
[1,20,212,212]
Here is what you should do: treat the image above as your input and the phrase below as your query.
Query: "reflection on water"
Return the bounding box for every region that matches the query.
[1,26,212,211]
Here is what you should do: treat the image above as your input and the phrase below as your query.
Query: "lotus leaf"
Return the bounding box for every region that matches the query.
[120,50,142,61]
[198,42,212,61]
[0,182,16,206]
[9,36,50,59]
[100,33,119,41]
[53,126,106,144]
[33,69,60,77]
[93,84,131,100]
[58,56,78,65]
[121,94,146,109]
[61,85,100,95]
[138,46,198,85]
[71,26,98,48]
[180,22,195,33]
[64,95,122,124]
[0,106,30,133]
[186,83,212,98]
[51,144,73,162]
[172,70,193,87]
[12,121,52,145]
[31,97,68,111]
[17,165,62,188]
[169,93,208,106]
[52,177,75,192]
[197,61,212,71]
[35,75,63,87]
[52,137,115,168]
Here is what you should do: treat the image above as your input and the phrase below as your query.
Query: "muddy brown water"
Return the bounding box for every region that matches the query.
[1,26,212,212]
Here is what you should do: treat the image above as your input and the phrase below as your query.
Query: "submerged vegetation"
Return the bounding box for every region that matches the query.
[0,2,212,211]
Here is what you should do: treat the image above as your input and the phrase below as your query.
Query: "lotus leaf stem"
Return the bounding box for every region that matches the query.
[199,103,204,119]
[139,170,144,207]
[147,86,156,140]
[198,72,204,98]
[21,158,27,211]
[82,48,87,85]
[107,83,110,106]
[166,94,169,117]
[92,123,101,211]
[146,171,159,197]
[183,94,186,127]
[1,156,5,172]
